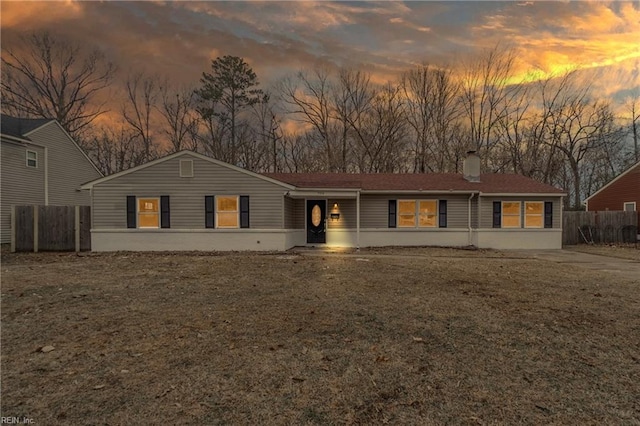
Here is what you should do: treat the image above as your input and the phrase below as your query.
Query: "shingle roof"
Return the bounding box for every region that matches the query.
[263,172,565,194]
[1,114,54,139]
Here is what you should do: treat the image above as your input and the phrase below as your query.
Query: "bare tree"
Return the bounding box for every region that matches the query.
[235,122,267,171]
[494,83,532,174]
[332,68,373,172]
[459,46,517,168]
[356,82,408,172]
[122,72,160,162]
[621,94,640,163]
[279,69,339,171]
[84,126,147,175]
[160,85,199,153]
[250,93,283,172]
[402,65,463,172]
[546,86,620,208]
[1,31,115,138]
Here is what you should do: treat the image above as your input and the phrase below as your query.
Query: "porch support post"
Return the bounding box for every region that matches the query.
[356,191,360,250]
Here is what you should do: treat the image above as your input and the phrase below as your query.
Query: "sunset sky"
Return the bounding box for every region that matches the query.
[1,1,639,105]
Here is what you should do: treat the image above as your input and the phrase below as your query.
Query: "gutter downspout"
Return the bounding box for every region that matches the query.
[468,192,475,246]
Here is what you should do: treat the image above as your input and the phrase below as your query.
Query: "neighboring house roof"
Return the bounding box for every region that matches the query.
[1,114,54,139]
[264,172,566,195]
[80,150,295,190]
[1,113,103,177]
[584,161,640,202]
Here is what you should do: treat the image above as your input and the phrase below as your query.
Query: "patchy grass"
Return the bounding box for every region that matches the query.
[1,249,639,424]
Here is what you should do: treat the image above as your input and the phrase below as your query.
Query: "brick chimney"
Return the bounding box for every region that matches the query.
[463,151,480,182]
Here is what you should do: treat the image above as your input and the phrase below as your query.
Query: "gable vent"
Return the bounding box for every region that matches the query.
[180,159,194,177]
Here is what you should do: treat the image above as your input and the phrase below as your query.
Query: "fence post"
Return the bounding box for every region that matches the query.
[10,205,16,253]
[75,205,80,252]
[33,205,38,253]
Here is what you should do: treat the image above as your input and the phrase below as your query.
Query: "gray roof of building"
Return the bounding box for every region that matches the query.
[1,114,54,139]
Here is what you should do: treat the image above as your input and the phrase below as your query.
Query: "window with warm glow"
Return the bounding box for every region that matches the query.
[524,202,543,228]
[138,198,159,228]
[419,200,437,227]
[216,196,239,228]
[502,202,521,228]
[398,200,416,227]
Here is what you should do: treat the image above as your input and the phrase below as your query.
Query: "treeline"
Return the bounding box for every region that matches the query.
[2,32,638,208]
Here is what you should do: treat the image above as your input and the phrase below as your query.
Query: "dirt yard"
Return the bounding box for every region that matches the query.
[1,248,639,425]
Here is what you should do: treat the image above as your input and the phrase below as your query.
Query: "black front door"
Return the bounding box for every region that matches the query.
[306,200,326,244]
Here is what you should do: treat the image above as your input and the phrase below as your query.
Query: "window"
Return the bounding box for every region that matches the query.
[127,196,169,228]
[398,200,416,227]
[624,202,636,212]
[205,196,249,228]
[138,198,159,228]
[180,160,193,177]
[397,199,439,228]
[502,201,521,228]
[216,196,239,228]
[26,150,37,168]
[418,200,437,227]
[524,202,543,228]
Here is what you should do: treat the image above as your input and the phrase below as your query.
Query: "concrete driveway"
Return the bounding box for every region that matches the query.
[293,246,639,282]
[523,249,640,282]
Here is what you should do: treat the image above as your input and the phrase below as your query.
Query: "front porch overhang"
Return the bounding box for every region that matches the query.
[285,188,361,249]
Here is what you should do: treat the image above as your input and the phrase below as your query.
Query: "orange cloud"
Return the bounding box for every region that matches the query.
[1,1,84,29]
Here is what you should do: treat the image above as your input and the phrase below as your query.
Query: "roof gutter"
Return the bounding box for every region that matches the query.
[0,133,46,148]
[361,189,481,195]
[478,192,567,197]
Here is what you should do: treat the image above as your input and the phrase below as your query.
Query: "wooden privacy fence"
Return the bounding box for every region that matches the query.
[11,205,91,252]
[563,211,638,246]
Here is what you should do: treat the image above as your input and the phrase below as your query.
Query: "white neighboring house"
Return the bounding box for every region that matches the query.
[0,114,102,244]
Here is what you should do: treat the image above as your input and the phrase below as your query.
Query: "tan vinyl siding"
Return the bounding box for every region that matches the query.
[292,198,305,229]
[470,196,479,228]
[360,194,475,229]
[26,123,100,206]
[360,195,390,228]
[447,195,476,228]
[327,198,356,229]
[0,141,46,243]
[479,196,562,229]
[284,196,295,228]
[92,154,286,229]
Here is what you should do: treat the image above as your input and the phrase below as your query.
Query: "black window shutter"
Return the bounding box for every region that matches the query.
[127,196,136,228]
[493,201,502,228]
[160,196,170,228]
[388,200,397,228]
[205,196,215,228]
[240,196,250,228]
[439,200,447,228]
[544,201,553,228]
